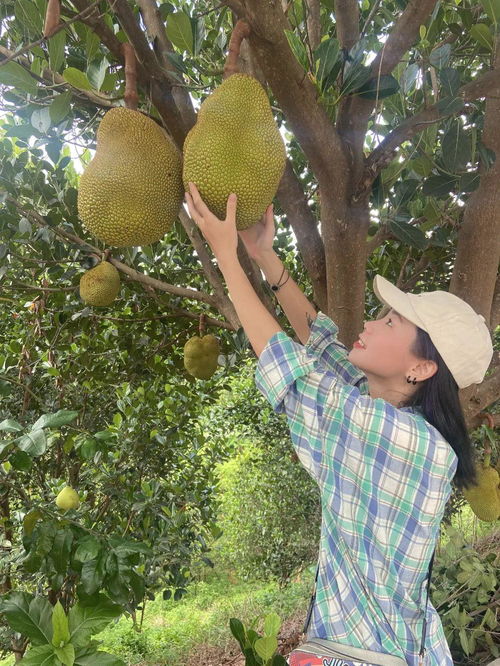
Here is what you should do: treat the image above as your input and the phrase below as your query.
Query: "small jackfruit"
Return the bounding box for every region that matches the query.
[183,73,286,229]
[79,261,120,306]
[463,464,500,521]
[184,334,219,380]
[55,486,80,511]
[78,107,183,246]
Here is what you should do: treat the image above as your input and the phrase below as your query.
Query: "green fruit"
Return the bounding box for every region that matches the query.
[183,73,286,229]
[184,334,219,380]
[79,261,120,306]
[23,509,43,536]
[55,486,80,511]
[78,107,184,247]
[463,464,500,521]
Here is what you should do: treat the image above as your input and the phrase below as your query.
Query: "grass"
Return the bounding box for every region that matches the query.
[0,505,496,666]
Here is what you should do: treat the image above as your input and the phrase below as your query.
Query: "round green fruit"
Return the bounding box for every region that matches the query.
[55,486,80,511]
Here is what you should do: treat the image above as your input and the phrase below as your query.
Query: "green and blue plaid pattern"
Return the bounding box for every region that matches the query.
[255,313,457,666]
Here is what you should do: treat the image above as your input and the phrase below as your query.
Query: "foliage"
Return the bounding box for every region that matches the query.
[213,439,321,586]
[230,613,287,666]
[432,526,500,665]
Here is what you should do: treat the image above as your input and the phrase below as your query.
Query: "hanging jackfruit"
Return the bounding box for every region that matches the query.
[184,334,220,380]
[463,463,500,521]
[78,107,183,246]
[79,261,120,306]
[183,73,286,229]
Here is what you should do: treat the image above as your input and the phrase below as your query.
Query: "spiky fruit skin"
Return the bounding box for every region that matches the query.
[183,74,286,230]
[55,486,80,511]
[184,335,219,380]
[79,261,120,306]
[78,108,183,247]
[463,464,500,521]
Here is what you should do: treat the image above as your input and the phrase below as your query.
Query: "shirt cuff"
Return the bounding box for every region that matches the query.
[305,312,346,356]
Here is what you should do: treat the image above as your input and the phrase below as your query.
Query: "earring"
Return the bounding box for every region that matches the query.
[406,376,417,385]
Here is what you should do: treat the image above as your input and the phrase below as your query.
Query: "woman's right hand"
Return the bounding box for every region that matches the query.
[238,203,275,263]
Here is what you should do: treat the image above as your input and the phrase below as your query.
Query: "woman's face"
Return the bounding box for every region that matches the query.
[347,307,420,381]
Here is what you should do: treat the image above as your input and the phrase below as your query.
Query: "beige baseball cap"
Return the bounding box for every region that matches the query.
[373,275,495,389]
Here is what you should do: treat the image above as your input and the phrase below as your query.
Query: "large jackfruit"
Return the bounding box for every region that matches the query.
[79,261,120,306]
[183,74,286,229]
[463,463,500,521]
[78,108,183,246]
[184,334,219,380]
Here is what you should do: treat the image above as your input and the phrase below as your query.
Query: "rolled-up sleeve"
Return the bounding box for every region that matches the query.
[255,331,350,483]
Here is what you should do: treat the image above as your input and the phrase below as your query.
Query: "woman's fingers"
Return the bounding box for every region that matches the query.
[185,191,202,226]
[225,192,237,221]
[188,182,212,219]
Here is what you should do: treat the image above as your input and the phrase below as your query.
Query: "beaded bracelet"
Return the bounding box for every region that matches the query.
[270,266,290,292]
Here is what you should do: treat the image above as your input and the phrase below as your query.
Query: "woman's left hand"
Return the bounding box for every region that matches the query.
[185,182,238,267]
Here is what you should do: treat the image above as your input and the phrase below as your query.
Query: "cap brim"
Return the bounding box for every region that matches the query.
[373,275,426,329]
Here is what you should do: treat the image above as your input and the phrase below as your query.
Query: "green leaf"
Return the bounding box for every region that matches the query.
[87,57,109,91]
[229,617,246,648]
[18,644,60,665]
[480,0,500,23]
[48,30,66,73]
[52,601,71,648]
[2,593,53,645]
[388,219,428,250]
[254,636,278,660]
[74,536,101,563]
[9,449,32,471]
[54,643,75,666]
[284,30,309,71]
[166,12,194,55]
[441,120,471,172]
[470,23,493,50]
[435,96,465,115]
[62,68,94,91]
[68,596,123,648]
[263,612,281,637]
[73,648,125,665]
[314,37,340,86]
[0,418,23,432]
[400,63,419,94]
[356,74,399,99]
[32,410,79,430]
[14,0,44,35]
[16,429,47,456]
[422,174,458,198]
[429,43,452,69]
[31,108,51,134]
[0,61,38,95]
[439,68,460,97]
[340,64,372,97]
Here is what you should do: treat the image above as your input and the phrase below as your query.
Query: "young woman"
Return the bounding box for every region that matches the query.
[185,183,494,666]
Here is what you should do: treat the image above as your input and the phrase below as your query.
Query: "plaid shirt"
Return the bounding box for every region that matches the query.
[255,313,457,666]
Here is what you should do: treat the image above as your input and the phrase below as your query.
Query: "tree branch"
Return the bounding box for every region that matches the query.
[358,68,500,198]
[334,0,359,51]
[5,198,220,309]
[463,359,500,429]
[225,0,349,191]
[71,0,187,147]
[0,46,114,108]
[306,0,321,53]
[276,160,327,310]
[136,0,196,131]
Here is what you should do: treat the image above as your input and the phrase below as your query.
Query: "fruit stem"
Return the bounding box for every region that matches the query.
[122,43,139,110]
[43,0,61,38]
[223,20,251,79]
[199,313,206,337]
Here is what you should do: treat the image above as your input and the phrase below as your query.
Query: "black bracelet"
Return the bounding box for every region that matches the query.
[270,267,290,292]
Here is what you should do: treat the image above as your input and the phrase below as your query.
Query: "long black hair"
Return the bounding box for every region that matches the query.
[404,327,477,490]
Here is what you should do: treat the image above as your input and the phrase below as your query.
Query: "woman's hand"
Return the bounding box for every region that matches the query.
[238,203,275,262]
[185,182,238,268]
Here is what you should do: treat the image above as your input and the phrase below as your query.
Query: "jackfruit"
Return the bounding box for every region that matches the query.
[183,73,286,229]
[184,334,219,379]
[79,261,120,306]
[78,107,183,246]
[55,486,80,511]
[463,463,500,521]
